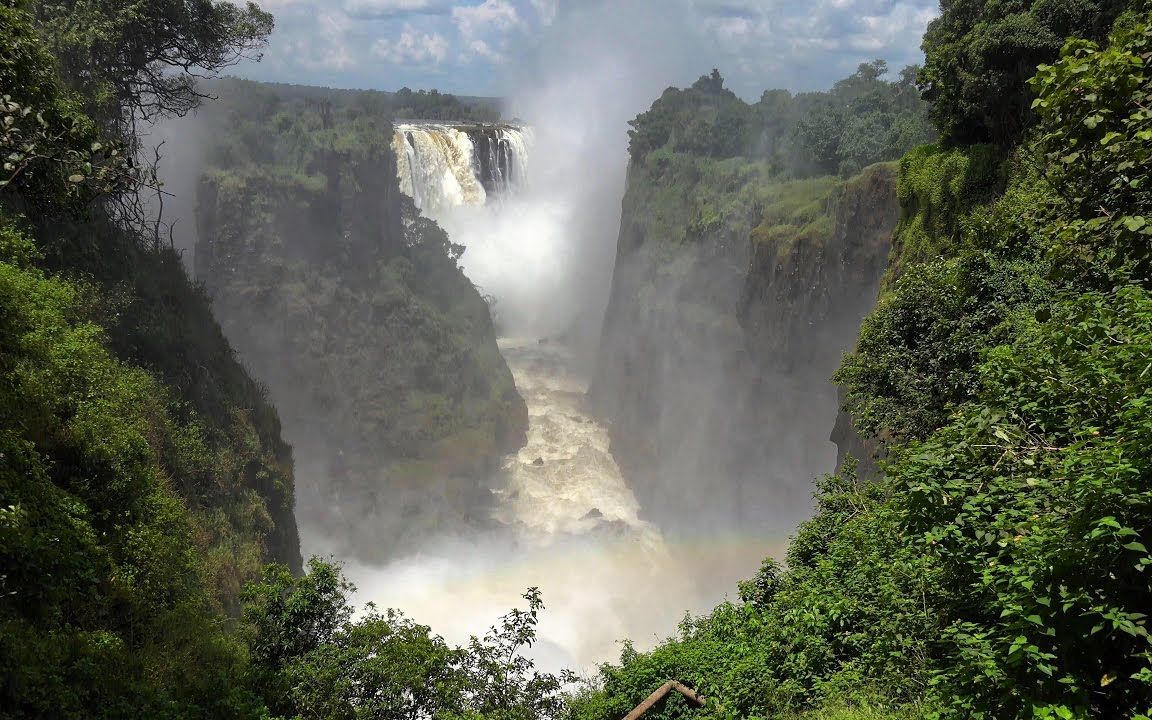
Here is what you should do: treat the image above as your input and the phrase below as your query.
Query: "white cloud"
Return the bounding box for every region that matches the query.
[372,24,450,65]
[343,0,452,18]
[528,0,557,25]
[452,0,522,40]
[291,10,358,71]
[467,38,503,62]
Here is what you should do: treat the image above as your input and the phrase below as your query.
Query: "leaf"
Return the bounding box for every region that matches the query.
[1123,541,1148,553]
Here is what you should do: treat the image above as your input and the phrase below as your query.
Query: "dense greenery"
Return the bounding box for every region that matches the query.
[581,6,1152,720]
[0,1,555,717]
[627,63,935,177]
[195,78,526,558]
[0,1,304,715]
[242,560,571,720]
[919,0,1130,146]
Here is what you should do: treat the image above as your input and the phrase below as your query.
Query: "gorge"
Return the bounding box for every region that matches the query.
[7,0,1152,716]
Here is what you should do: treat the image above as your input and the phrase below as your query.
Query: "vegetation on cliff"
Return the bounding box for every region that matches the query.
[592,62,918,535]
[194,78,526,558]
[0,0,300,715]
[580,4,1152,720]
[0,2,560,718]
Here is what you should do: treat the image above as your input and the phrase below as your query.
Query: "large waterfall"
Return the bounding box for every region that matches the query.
[357,117,776,673]
[392,122,532,212]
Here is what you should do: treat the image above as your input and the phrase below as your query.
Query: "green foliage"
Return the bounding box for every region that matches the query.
[892,286,1152,718]
[27,0,273,130]
[0,2,135,214]
[590,9,1152,720]
[1030,14,1152,283]
[0,220,260,719]
[627,64,935,179]
[0,2,299,715]
[888,143,1003,272]
[241,560,572,720]
[918,0,1131,146]
[570,464,933,720]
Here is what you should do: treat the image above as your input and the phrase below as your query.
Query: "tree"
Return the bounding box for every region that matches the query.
[918,0,1128,146]
[240,561,574,720]
[28,0,274,134]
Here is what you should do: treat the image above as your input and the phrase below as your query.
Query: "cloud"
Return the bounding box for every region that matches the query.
[343,0,452,19]
[278,9,357,72]
[371,24,451,65]
[452,0,523,40]
[237,0,938,97]
[528,0,558,25]
[451,0,524,62]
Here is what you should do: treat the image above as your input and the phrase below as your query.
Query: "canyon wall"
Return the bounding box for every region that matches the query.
[592,158,896,534]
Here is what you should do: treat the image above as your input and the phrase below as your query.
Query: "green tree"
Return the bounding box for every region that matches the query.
[919,0,1129,146]
[240,560,573,720]
[27,0,273,133]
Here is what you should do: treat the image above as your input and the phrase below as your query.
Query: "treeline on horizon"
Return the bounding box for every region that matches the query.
[627,60,936,178]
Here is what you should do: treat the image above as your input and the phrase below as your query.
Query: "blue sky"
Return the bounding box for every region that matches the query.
[236,0,940,100]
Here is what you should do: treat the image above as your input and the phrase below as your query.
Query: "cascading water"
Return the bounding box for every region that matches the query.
[327,120,776,672]
[392,122,532,212]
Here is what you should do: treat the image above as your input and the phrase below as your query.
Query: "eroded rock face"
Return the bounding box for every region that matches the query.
[591,161,897,536]
[196,143,527,562]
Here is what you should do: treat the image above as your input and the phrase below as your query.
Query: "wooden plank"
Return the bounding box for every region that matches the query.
[621,680,706,720]
[670,681,706,707]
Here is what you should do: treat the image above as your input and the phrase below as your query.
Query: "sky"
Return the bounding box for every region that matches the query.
[236,0,940,100]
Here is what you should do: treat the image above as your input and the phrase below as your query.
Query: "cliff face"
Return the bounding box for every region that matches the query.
[591,159,896,534]
[741,163,897,484]
[196,112,527,561]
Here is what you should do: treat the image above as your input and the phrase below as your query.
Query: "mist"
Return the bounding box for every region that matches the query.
[325,1,791,673]
[148,0,874,676]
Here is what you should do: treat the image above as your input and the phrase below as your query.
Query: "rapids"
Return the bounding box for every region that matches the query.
[324,119,778,673]
[330,339,775,672]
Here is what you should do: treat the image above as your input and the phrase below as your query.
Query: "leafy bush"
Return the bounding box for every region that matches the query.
[242,559,573,720]
[918,0,1130,146]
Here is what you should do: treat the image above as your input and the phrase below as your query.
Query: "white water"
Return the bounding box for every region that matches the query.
[327,339,775,672]
[320,122,778,673]
[392,122,532,213]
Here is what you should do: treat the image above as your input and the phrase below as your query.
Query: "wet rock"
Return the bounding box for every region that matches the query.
[532,457,545,466]
[581,508,604,521]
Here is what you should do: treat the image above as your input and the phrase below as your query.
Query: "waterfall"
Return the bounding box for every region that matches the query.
[392,122,532,213]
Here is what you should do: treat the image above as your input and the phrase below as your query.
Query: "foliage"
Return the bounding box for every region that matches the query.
[1030,14,1152,284]
[892,286,1152,718]
[887,143,1003,272]
[918,0,1130,146]
[570,463,933,720]
[586,9,1152,720]
[27,0,273,131]
[0,219,261,719]
[627,64,935,178]
[1,1,299,716]
[241,559,572,720]
[0,2,136,213]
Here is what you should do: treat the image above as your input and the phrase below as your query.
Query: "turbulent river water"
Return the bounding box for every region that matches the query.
[327,337,774,672]
[318,121,778,672]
